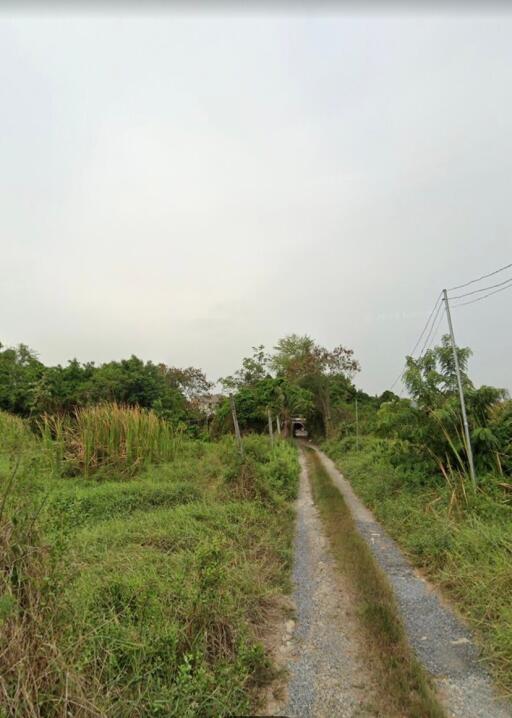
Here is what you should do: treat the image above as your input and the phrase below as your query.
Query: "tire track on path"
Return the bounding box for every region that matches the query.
[313,446,512,718]
[284,452,378,718]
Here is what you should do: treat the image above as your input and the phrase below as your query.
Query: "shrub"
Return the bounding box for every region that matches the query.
[41,404,184,478]
[44,480,201,532]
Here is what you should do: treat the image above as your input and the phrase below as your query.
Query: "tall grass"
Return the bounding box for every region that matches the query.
[0,448,98,715]
[42,404,184,478]
[0,431,299,716]
[0,411,33,455]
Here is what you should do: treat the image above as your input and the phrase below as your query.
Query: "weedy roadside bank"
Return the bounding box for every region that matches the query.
[324,436,512,696]
[0,409,299,717]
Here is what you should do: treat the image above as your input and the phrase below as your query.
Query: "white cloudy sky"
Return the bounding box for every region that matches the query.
[1,7,511,394]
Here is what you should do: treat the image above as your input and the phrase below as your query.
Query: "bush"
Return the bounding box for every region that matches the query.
[41,404,184,478]
[222,435,299,504]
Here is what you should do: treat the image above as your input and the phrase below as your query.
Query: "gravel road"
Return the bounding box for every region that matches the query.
[314,447,512,718]
[283,453,378,718]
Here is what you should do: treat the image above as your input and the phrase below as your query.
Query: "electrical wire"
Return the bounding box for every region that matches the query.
[447,261,512,292]
[395,302,446,398]
[417,300,444,359]
[389,292,442,392]
[451,279,512,307]
[389,369,406,393]
[448,276,512,300]
[398,302,445,397]
[409,293,443,358]
[387,261,511,397]
[419,300,446,358]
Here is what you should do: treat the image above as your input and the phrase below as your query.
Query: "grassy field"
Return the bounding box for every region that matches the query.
[0,409,299,717]
[323,436,512,695]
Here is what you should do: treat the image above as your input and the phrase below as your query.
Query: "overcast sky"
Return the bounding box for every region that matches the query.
[1,8,511,394]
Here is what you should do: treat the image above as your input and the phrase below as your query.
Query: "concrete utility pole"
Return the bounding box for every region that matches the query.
[442,289,476,489]
[230,394,244,457]
[268,408,274,447]
[355,398,359,450]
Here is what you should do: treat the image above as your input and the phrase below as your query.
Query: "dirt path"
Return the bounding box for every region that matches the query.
[283,453,378,717]
[274,447,512,717]
[310,447,512,718]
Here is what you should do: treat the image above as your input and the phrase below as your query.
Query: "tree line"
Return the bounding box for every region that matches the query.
[0,335,367,437]
[0,342,211,424]
[2,333,510,480]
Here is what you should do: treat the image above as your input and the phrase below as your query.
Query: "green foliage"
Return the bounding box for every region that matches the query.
[324,438,512,691]
[0,343,44,415]
[220,335,360,438]
[220,435,299,507]
[216,377,314,435]
[0,424,299,716]
[0,341,212,431]
[41,404,185,479]
[325,333,512,487]
[271,335,360,437]
[404,334,473,409]
[44,480,201,532]
[272,334,359,380]
[0,410,34,454]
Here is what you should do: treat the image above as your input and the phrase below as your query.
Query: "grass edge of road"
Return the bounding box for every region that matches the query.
[305,447,446,718]
[323,436,512,697]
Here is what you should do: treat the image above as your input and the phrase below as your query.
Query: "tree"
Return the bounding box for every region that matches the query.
[30,359,96,414]
[220,346,271,391]
[0,341,211,428]
[271,335,360,437]
[161,365,212,402]
[0,343,45,415]
[403,334,473,410]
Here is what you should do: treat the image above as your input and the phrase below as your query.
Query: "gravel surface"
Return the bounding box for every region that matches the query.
[315,447,512,718]
[283,453,377,718]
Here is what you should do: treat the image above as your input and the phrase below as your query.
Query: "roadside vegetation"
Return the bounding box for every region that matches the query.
[222,332,511,695]
[2,331,510,707]
[0,408,298,716]
[322,336,512,693]
[305,448,445,717]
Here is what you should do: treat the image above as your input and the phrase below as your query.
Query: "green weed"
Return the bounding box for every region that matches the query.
[0,426,298,716]
[324,437,512,693]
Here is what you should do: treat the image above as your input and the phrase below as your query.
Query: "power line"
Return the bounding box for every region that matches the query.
[389,369,405,393]
[452,279,512,307]
[418,300,445,358]
[449,276,512,300]
[447,261,512,292]
[397,301,445,397]
[387,261,511,399]
[409,293,443,357]
[389,292,442,392]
